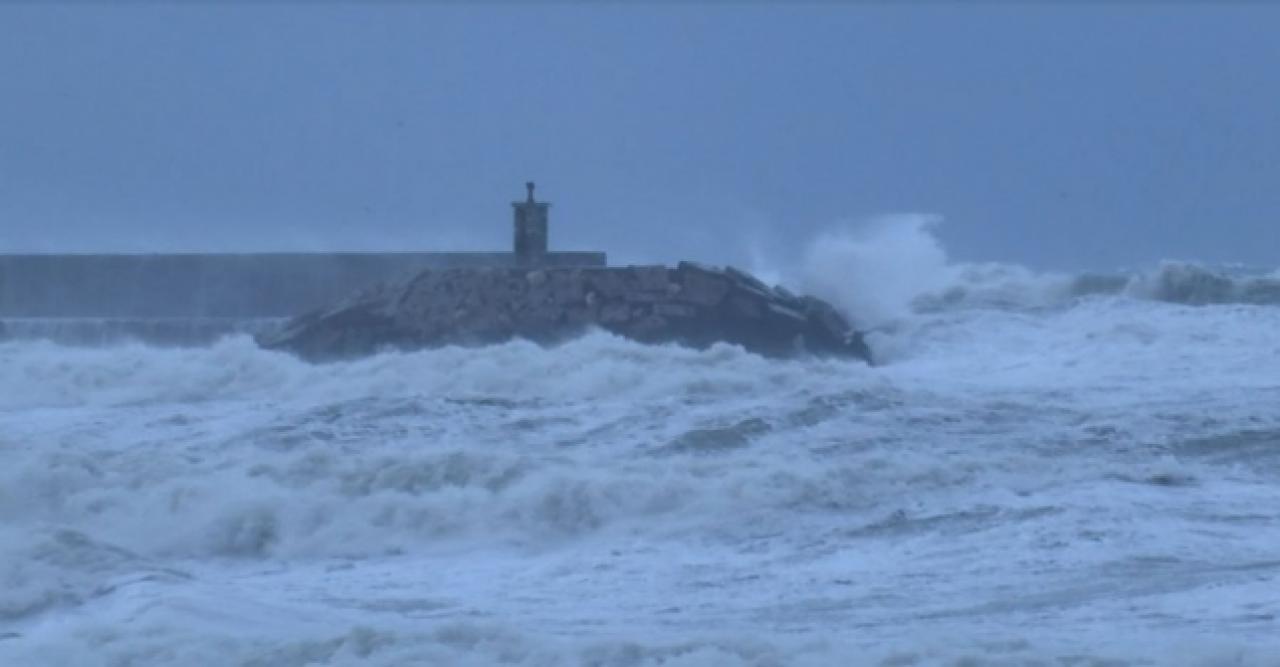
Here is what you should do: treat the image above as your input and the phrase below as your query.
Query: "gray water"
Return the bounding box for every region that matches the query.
[2,241,1279,665]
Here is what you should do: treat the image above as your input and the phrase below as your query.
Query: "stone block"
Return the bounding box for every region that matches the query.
[625,291,666,303]
[630,265,672,292]
[549,279,583,305]
[729,294,763,318]
[676,264,730,306]
[766,301,806,325]
[628,314,669,338]
[560,308,595,328]
[600,302,631,324]
[583,269,629,298]
[653,302,697,318]
[725,266,771,294]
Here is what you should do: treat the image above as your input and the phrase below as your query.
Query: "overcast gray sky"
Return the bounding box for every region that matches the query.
[2,3,1277,270]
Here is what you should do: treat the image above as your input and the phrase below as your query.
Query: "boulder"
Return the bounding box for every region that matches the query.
[256,264,872,363]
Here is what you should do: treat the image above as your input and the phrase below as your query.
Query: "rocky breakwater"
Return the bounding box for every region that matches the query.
[256,263,871,362]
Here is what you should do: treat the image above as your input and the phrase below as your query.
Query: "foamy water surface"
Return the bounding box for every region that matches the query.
[3,227,1280,665]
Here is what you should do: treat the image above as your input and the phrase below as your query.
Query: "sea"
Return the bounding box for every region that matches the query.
[2,221,1279,666]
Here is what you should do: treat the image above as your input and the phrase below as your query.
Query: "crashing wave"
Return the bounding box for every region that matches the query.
[790,216,1280,321]
[1119,261,1280,306]
[0,317,285,347]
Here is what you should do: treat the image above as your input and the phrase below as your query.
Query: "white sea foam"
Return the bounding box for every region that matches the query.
[788,217,1280,334]
[4,231,1280,664]
[797,214,954,329]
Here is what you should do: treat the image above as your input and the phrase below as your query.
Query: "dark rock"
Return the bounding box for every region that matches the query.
[653,302,696,319]
[724,266,771,295]
[257,264,871,363]
[674,262,732,307]
[728,293,764,319]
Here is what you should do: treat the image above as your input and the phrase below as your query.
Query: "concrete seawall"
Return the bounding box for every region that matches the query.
[0,251,607,319]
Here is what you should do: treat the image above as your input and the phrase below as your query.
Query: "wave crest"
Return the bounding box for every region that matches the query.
[793,217,1280,326]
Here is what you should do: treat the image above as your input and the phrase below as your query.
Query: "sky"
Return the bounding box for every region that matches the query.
[1,3,1278,270]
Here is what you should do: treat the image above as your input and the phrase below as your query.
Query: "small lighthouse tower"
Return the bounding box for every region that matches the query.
[512,181,549,265]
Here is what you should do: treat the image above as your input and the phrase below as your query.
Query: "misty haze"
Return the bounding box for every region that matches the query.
[2,4,1280,667]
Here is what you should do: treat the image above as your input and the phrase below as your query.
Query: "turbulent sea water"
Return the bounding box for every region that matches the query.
[3,228,1280,666]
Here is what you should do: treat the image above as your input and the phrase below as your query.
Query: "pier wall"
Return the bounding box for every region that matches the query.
[0,251,607,318]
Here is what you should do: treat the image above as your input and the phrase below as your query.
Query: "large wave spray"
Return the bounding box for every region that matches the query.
[799,214,952,329]
[5,278,1280,664]
[792,215,1280,333]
